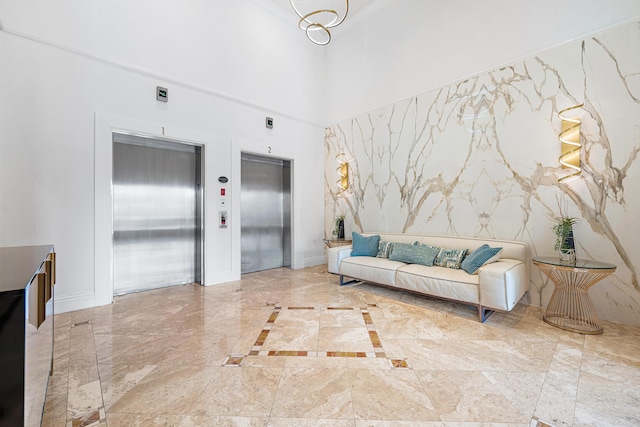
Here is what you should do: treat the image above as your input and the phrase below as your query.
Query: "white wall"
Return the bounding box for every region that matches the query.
[326,0,640,124]
[0,0,325,124]
[0,0,326,312]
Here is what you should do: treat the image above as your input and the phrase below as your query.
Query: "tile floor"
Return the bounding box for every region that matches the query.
[42,265,640,427]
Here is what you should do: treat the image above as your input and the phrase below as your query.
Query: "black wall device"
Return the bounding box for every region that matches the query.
[157,86,168,102]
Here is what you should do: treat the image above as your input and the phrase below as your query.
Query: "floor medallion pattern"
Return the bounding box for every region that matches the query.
[242,303,390,360]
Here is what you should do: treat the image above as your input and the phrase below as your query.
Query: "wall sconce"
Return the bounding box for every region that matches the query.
[336,153,350,195]
[558,103,584,183]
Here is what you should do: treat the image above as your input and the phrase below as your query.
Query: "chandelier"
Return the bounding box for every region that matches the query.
[289,0,349,45]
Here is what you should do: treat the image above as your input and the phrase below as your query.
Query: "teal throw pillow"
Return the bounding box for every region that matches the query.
[389,243,439,266]
[434,248,469,269]
[461,244,503,274]
[351,232,380,257]
[376,240,395,258]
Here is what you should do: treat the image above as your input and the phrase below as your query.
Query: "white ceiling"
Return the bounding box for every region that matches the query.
[259,0,393,30]
[268,0,386,18]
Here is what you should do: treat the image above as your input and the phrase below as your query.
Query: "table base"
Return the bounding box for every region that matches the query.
[543,314,602,335]
[536,264,614,335]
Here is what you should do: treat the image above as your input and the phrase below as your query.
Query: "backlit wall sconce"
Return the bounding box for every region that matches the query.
[336,153,350,195]
[558,103,584,183]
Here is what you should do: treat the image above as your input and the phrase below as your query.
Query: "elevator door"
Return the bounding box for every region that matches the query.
[241,153,291,274]
[113,133,203,294]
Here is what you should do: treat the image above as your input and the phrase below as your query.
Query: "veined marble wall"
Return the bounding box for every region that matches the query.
[325,20,640,326]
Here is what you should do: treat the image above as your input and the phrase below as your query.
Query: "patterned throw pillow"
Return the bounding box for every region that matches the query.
[434,248,469,269]
[376,240,395,258]
[389,243,439,266]
[413,243,443,262]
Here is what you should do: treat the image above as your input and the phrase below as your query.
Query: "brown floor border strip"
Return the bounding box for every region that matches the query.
[241,303,396,363]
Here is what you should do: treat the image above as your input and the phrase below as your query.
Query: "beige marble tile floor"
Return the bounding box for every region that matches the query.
[42,265,640,427]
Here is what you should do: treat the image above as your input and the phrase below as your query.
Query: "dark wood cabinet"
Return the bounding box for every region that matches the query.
[0,245,55,427]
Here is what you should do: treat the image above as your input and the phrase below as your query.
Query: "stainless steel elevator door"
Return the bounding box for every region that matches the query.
[113,133,202,294]
[241,153,291,274]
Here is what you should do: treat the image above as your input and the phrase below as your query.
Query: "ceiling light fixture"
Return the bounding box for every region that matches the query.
[290,0,349,45]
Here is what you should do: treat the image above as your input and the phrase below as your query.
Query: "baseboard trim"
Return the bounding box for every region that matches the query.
[203,272,239,286]
[54,292,97,314]
[301,256,326,268]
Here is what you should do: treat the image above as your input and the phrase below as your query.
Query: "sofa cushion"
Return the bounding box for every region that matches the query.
[351,232,380,257]
[389,243,439,266]
[396,264,480,304]
[461,244,503,274]
[376,240,395,258]
[340,256,406,287]
[434,248,469,269]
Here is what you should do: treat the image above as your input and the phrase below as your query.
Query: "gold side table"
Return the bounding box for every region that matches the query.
[323,239,352,248]
[533,257,616,335]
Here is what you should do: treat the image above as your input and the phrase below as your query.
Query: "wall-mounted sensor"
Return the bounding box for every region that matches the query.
[266,117,273,129]
[157,86,168,102]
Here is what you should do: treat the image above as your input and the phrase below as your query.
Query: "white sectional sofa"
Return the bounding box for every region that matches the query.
[327,233,530,322]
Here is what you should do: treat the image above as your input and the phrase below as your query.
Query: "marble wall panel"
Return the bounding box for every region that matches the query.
[325,20,640,326]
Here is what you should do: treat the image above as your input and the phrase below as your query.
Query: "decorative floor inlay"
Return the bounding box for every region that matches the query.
[530,417,556,427]
[245,304,389,360]
[69,407,105,427]
[223,356,245,367]
[389,358,410,369]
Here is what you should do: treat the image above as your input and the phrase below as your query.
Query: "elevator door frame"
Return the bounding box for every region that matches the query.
[111,131,205,294]
[240,152,292,274]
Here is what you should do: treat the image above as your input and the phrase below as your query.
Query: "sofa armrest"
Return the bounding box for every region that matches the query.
[478,259,530,311]
[327,246,353,274]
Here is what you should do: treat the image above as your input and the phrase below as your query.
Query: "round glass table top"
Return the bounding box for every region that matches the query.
[533,256,616,270]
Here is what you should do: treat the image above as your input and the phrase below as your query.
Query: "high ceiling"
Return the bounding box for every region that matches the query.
[262,0,392,30]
